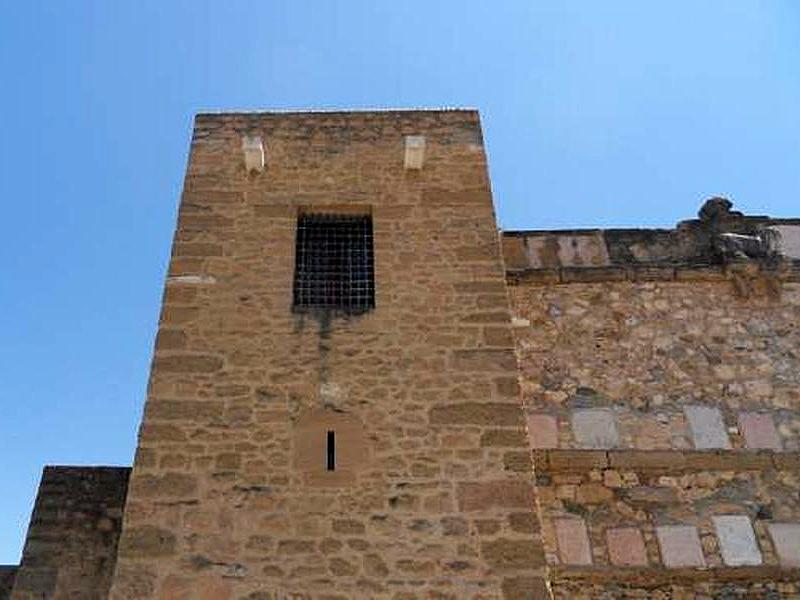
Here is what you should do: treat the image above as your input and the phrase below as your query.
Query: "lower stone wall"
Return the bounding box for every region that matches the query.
[0,567,17,600]
[551,576,799,599]
[532,449,800,598]
[10,466,130,600]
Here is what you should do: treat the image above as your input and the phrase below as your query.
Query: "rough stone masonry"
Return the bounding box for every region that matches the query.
[3,109,800,599]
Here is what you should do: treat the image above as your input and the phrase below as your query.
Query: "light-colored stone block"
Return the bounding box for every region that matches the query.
[738,412,782,450]
[684,405,731,449]
[525,232,610,269]
[241,135,265,172]
[606,527,648,566]
[713,515,762,566]
[404,135,426,169]
[656,525,705,568]
[554,518,592,565]
[527,413,558,449]
[572,409,619,449]
[767,523,800,568]
[774,225,800,259]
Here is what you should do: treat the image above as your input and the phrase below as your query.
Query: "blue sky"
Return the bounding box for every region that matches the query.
[0,1,798,563]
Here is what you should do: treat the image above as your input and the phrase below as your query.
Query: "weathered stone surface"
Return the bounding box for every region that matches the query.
[656,525,705,568]
[739,412,782,450]
[481,538,545,571]
[554,518,592,565]
[571,409,619,449]
[153,354,224,373]
[713,515,762,566]
[766,523,800,568]
[457,481,533,512]
[501,576,550,600]
[0,567,16,599]
[10,467,129,599]
[684,405,731,450]
[451,349,517,371]
[133,473,198,498]
[429,402,523,426]
[774,224,800,259]
[606,527,648,566]
[526,413,558,449]
[480,429,528,447]
[119,526,177,558]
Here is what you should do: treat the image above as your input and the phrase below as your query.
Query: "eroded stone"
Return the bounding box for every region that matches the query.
[656,525,705,568]
[713,515,762,566]
[554,518,592,565]
[572,409,619,449]
[684,405,730,449]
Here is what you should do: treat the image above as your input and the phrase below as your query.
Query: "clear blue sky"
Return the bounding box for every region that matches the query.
[0,1,798,563]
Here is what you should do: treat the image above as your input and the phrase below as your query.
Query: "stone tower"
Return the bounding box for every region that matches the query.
[107,110,547,599]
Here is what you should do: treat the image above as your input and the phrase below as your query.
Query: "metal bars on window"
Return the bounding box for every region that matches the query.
[292,213,375,313]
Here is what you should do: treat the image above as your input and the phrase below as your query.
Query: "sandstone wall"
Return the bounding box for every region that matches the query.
[509,270,800,598]
[109,110,546,599]
[10,467,130,600]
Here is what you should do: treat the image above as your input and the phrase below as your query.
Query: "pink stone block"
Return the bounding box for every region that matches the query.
[554,518,592,565]
[527,413,558,449]
[738,412,782,451]
[656,525,705,568]
[767,523,800,568]
[606,527,648,566]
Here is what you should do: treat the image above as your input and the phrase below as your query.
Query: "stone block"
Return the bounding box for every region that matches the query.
[766,523,800,568]
[526,413,558,449]
[774,224,800,259]
[738,412,782,451]
[684,405,731,449]
[547,449,608,472]
[713,515,762,566]
[153,354,224,374]
[452,349,517,372]
[457,481,533,512]
[118,526,177,558]
[656,525,705,568]
[430,403,523,427]
[606,527,648,567]
[554,518,592,565]
[501,576,550,600]
[481,538,545,571]
[572,409,619,449]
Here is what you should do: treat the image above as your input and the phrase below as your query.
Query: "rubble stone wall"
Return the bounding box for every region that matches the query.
[510,272,800,597]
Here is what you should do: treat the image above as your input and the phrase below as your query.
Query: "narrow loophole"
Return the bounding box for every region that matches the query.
[326,430,335,471]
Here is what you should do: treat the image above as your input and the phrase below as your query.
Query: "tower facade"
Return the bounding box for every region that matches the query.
[108,110,547,599]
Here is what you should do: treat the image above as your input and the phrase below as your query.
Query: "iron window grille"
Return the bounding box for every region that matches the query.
[292,212,375,313]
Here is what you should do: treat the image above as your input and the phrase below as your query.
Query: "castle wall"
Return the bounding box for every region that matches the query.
[0,567,17,600]
[509,270,800,598]
[109,110,547,599]
[9,467,130,600]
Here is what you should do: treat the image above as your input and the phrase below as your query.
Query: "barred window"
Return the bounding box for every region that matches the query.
[292,213,375,313]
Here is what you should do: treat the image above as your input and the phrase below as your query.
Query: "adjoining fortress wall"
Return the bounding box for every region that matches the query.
[9,467,129,600]
[506,211,800,598]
